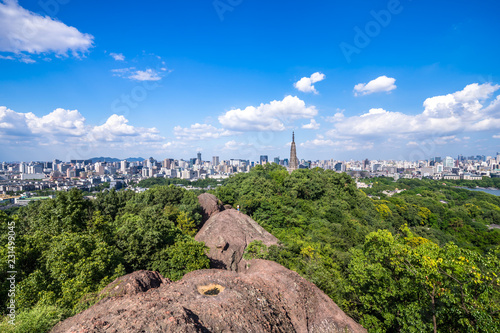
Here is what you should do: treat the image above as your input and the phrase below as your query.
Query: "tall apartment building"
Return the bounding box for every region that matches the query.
[120,160,128,172]
[444,156,454,168]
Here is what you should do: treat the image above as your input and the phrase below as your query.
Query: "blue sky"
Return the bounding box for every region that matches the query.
[1,0,500,162]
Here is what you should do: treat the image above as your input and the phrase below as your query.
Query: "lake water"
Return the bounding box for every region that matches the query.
[458,187,500,196]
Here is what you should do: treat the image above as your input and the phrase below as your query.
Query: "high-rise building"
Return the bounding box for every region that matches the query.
[19,162,26,173]
[95,162,105,176]
[363,158,370,170]
[444,156,454,168]
[212,156,220,166]
[197,152,202,165]
[28,164,43,174]
[260,155,268,165]
[120,160,128,172]
[147,157,155,168]
[289,132,298,171]
[163,158,174,169]
[274,157,280,165]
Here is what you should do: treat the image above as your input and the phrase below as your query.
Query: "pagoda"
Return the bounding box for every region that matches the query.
[289,131,298,172]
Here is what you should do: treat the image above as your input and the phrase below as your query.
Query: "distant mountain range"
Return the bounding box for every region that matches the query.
[90,157,145,163]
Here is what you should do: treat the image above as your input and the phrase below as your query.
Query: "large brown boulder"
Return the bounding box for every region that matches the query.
[197,193,224,224]
[195,209,278,271]
[51,260,366,333]
[98,270,170,298]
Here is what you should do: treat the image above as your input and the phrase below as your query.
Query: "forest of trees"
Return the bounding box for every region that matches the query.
[217,165,500,332]
[137,176,223,189]
[1,165,499,332]
[0,186,209,332]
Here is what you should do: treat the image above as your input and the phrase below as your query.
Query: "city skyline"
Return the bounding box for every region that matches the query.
[1,0,500,162]
[1,149,498,164]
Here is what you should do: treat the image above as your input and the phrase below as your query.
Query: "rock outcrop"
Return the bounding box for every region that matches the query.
[197,193,224,224]
[98,270,170,298]
[195,209,278,271]
[51,260,366,333]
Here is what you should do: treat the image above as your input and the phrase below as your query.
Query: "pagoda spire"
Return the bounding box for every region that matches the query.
[289,131,298,172]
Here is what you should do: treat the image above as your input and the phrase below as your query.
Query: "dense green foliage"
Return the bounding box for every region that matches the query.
[360,177,500,254]
[0,186,210,330]
[347,227,499,332]
[218,165,500,332]
[137,177,224,189]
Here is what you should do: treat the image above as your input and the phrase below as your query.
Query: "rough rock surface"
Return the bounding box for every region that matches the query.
[98,270,170,298]
[197,193,224,224]
[195,209,278,271]
[51,260,366,333]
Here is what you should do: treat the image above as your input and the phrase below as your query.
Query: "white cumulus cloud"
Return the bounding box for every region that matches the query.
[218,95,317,131]
[333,83,500,138]
[112,67,163,81]
[294,72,325,94]
[26,108,86,135]
[325,109,345,123]
[0,107,87,139]
[0,106,163,146]
[354,75,397,96]
[302,119,320,130]
[129,69,161,81]
[0,0,93,57]
[89,114,162,142]
[0,106,33,137]
[110,52,125,61]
